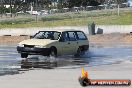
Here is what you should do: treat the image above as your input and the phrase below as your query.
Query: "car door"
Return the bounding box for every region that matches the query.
[59,32,71,55]
[67,31,78,54]
[76,31,88,46]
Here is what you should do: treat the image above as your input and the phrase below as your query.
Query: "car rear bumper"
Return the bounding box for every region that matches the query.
[17,46,51,56]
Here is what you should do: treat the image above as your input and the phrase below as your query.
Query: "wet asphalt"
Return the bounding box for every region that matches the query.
[0,44,132,75]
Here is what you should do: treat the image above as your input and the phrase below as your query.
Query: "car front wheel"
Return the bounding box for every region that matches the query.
[50,47,57,57]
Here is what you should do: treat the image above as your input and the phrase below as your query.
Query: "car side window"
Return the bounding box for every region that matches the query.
[53,32,61,40]
[68,32,76,41]
[60,32,69,42]
[76,31,87,40]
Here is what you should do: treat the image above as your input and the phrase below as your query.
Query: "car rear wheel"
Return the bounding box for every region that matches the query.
[74,47,85,57]
[21,53,28,58]
[74,47,81,57]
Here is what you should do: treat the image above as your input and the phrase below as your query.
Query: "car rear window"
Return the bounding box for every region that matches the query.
[76,31,87,40]
[68,32,77,41]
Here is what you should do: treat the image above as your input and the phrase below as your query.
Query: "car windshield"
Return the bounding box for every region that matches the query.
[33,31,61,40]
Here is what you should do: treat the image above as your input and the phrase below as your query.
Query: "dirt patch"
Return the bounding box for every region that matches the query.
[0,33,131,45]
[0,36,29,44]
[89,33,132,45]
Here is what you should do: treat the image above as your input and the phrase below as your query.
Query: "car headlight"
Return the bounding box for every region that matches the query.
[34,45,46,48]
[18,44,24,47]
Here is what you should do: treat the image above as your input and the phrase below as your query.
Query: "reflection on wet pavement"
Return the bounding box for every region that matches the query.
[0,44,132,75]
[0,45,20,76]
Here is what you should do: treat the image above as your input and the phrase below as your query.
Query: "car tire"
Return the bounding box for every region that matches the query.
[21,53,28,58]
[74,47,85,57]
[74,47,81,57]
[50,47,57,57]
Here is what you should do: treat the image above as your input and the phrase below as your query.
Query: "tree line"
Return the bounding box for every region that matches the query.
[0,0,127,15]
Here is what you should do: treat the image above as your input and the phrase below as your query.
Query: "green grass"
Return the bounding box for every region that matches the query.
[0,10,132,28]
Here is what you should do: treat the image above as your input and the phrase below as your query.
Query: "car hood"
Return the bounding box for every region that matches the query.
[19,39,57,46]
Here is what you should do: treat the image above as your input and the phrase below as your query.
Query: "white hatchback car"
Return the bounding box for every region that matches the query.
[17,29,89,58]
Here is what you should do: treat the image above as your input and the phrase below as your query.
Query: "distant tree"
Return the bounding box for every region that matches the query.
[67,0,81,8]
[0,1,5,15]
[67,0,100,8]
[41,0,52,9]
[81,0,90,7]
[88,0,100,6]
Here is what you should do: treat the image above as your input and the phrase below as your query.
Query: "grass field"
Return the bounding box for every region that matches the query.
[0,9,132,28]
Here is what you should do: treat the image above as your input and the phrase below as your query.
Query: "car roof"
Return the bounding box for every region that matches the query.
[39,29,82,32]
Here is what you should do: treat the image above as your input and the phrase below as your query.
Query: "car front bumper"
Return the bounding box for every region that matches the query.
[17,46,51,56]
